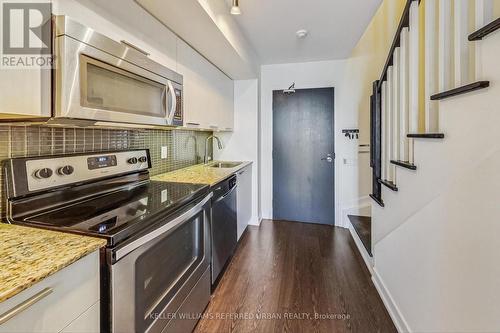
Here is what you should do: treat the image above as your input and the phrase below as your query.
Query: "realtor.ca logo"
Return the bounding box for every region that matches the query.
[1,1,53,68]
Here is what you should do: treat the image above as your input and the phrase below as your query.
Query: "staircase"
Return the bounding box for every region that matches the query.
[368,1,500,331]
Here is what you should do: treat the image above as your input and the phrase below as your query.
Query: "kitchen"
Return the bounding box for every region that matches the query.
[0,0,259,331]
[4,0,492,332]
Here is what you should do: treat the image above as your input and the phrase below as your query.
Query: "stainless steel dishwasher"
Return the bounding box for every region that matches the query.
[211,175,238,285]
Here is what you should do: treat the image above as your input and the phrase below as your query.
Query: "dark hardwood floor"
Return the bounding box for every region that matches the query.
[194,220,396,333]
[348,215,372,256]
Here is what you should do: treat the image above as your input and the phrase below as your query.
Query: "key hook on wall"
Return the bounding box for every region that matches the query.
[342,129,359,140]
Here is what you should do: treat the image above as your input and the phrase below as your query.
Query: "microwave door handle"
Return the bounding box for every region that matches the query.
[166,81,176,125]
[161,88,167,122]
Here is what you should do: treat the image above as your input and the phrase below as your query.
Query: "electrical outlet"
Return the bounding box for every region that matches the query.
[161,146,168,159]
[161,189,168,203]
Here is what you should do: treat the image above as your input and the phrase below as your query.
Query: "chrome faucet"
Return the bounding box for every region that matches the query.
[204,135,223,164]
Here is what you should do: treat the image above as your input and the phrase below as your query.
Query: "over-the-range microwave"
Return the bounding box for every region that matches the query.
[53,16,183,127]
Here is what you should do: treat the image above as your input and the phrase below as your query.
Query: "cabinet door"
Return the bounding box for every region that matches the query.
[236,165,252,240]
[0,251,100,333]
[176,39,233,131]
[0,68,51,118]
[60,301,99,333]
[217,78,234,131]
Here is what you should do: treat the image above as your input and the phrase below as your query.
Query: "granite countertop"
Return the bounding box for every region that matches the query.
[152,161,252,186]
[0,223,106,303]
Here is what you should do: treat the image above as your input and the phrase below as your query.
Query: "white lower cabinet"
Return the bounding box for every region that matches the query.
[236,165,252,240]
[60,301,100,333]
[0,250,100,333]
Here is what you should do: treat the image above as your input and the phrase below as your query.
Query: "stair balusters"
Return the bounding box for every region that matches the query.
[371,0,495,204]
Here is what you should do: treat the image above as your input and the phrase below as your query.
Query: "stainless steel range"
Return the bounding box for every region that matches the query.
[3,149,212,333]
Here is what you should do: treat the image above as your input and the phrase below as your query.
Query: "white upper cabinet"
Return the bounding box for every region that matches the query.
[216,78,235,131]
[0,66,51,118]
[177,39,234,131]
[0,0,235,129]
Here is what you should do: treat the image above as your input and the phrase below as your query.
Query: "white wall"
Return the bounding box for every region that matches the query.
[372,30,500,332]
[215,80,259,226]
[260,60,367,227]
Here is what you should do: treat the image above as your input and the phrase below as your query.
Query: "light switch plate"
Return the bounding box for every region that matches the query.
[161,146,168,159]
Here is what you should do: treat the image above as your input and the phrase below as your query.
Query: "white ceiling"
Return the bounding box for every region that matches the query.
[228,0,383,65]
[136,0,259,79]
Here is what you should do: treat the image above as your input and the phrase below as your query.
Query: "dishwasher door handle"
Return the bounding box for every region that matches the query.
[213,185,237,204]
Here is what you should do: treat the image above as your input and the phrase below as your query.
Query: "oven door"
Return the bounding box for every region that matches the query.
[110,194,212,333]
[54,35,180,126]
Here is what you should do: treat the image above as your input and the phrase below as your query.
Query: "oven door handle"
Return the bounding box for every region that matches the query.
[114,193,212,261]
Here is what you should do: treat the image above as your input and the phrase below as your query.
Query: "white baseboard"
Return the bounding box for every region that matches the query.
[248,216,262,226]
[340,196,371,228]
[372,268,411,333]
[343,195,371,214]
[347,221,373,274]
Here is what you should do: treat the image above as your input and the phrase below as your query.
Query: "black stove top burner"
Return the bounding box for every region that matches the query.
[21,180,209,245]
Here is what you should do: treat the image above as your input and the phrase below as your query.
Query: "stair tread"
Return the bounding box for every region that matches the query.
[369,194,385,207]
[469,17,500,41]
[348,215,372,257]
[407,133,445,139]
[390,160,417,170]
[378,179,398,191]
[431,81,490,100]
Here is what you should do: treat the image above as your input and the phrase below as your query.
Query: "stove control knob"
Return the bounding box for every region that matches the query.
[127,157,138,164]
[58,165,74,176]
[34,168,53,179]
[138,156,148,163]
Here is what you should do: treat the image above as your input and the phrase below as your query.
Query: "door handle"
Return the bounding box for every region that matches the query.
[213,185,237,204]
[166,81,176,125]
[321,153,334,163]
[115,193,212,260]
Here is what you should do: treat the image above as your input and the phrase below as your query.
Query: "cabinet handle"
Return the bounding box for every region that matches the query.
[209,125,219,129]
[0,288,53,324]
[186,122,200,126]
[238,170,245,175]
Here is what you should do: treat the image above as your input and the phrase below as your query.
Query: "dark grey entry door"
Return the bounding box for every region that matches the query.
[273,88,335,225]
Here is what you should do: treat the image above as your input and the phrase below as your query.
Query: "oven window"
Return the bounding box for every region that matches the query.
[82,55,167,118]
[135,213,204,330]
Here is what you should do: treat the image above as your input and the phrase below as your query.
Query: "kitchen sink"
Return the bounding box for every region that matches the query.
[209,162,242,168]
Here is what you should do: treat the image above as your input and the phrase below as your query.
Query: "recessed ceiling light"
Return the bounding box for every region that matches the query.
[231,0,241,15]
[296,29,308,39]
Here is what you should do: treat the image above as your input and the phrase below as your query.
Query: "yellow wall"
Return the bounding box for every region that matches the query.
[339,0,406,198]
[348,0,436,148]
[345,0,406,145]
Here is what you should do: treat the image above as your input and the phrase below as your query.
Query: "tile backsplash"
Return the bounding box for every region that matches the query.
[0,124,212,216]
